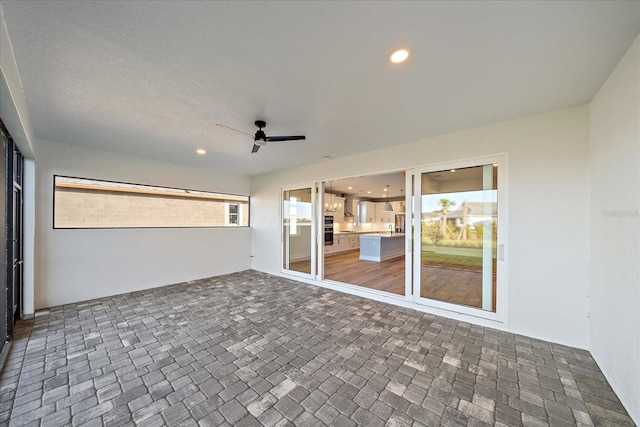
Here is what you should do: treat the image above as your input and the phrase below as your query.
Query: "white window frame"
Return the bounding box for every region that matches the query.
[225,202,242,226]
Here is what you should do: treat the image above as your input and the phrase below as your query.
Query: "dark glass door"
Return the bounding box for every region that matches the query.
[0,121,8,352]
[11,147,23,325]
[0,119,22,353]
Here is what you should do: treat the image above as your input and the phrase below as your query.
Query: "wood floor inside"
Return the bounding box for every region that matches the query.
[290,250,495,310]
[324,250,406,295]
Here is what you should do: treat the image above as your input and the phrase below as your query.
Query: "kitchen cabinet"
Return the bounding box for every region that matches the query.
[335,234,349,252]
[358,201,376,223]
[375,203,395,224]
[348,234,359,249]
[325,233,360,255]
[324,243,334,254]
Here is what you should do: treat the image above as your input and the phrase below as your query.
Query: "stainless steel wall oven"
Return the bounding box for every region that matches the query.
[324,215,334,245]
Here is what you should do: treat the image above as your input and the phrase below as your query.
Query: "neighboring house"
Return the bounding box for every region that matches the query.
[448,202,497,229]
[426,202,497,229]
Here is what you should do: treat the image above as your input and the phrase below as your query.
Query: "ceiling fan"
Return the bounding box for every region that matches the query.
[216,120,306,153]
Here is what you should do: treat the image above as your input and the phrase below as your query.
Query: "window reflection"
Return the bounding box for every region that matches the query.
[420,165,497,311]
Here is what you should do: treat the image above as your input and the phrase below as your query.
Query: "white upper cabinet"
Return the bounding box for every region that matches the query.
[359,201,376,223]
[375,202,395,223]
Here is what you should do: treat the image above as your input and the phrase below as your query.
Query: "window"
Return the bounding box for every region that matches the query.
[226,203,241,226]
[53,176,249,228]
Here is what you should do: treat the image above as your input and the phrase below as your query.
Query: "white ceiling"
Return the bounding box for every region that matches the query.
[328,172,406,200]
[1,1,639,177]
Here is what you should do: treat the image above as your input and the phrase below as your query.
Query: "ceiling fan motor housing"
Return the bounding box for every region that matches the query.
[254,129,267,145]
[254,120,267,145]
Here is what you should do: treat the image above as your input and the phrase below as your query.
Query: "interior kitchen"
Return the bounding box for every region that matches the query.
[323,171,406,295]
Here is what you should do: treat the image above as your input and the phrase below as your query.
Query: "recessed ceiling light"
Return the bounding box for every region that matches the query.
[367,191,372,194]
[383,188,388,192]
[450,169,456,173]
[389,48,410,64]
[347,186,353,190]
[196,149,206,155]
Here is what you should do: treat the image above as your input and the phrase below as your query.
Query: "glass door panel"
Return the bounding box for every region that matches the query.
[417,164,498,311]
[283,187,315,276]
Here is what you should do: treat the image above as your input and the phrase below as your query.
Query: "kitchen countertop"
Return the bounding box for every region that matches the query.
[335,231,404,236]
[360,233,405,238]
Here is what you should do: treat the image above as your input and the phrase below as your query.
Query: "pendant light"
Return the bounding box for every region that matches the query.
[324,181,341,212]
[397,189,406,213]
[382,185,393,212]
[325,181,334,211]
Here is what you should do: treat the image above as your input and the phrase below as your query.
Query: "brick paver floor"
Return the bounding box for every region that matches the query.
[0,270,635,426]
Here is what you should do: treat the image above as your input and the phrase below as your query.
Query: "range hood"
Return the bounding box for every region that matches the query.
[344,196,357,220]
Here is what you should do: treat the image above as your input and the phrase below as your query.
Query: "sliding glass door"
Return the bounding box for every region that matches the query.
[279,162,503,319]
[282,185,317,278]
[413,161,502,314]
[0,120,22,352]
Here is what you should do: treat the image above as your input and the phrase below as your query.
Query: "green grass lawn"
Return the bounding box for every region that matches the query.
[421,250,483,271]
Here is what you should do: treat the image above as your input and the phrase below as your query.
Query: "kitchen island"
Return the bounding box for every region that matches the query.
[359,233,405,262]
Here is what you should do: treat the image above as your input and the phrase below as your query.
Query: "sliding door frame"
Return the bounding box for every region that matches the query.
[410,154,508,322]
[404,172,413,299]
[0,122,7,351]
[281,182,320,280]
[0,119,22,350]
[279,156,507,325]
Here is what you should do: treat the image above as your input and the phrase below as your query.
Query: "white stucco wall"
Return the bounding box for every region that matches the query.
[251,105,591,349]
[34,139,252,308]
[589,35,640,424]
[0,9,35,157]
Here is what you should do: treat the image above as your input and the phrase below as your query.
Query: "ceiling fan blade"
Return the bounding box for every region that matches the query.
[215,123,253,138]
[220,120,305,153]
[265,135,306,142]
